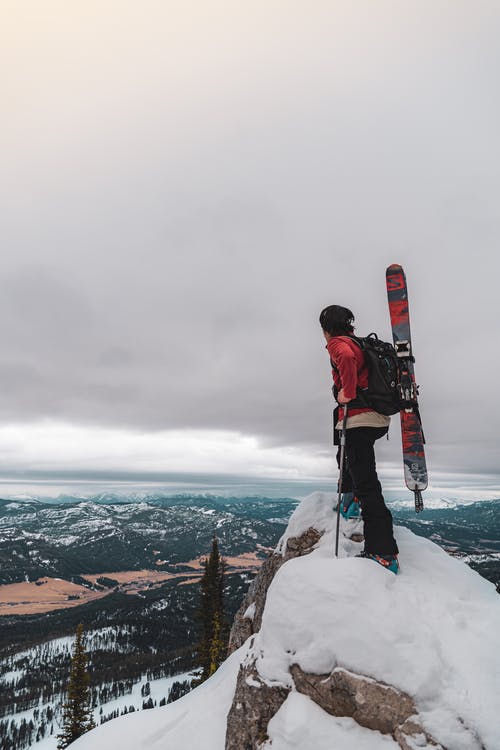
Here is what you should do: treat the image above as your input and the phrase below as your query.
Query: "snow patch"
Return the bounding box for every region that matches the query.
[243,602,256,620]
[263,691,399,749]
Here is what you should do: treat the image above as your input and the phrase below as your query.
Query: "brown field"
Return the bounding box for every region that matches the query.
[0,578,108,616]
[225,551,263,569]
[177,551,263,571]
[81,570,177,585]
[0,553,266,616]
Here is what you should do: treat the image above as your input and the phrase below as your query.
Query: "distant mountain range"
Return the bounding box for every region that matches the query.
[395,500,500,589]
[0,496,295,585]
[1,495,499,589]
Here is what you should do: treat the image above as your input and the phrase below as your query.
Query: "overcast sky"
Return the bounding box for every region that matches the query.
[1,1,499,492]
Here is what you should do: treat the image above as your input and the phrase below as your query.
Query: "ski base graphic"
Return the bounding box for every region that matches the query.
[386,264,428,512]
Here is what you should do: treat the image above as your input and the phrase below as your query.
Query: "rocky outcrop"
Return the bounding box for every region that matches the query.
[290,665,443,748]
[225,658,289,750]
[228,527,322,654]
[227,554,282,655]
[225,523,445,750]
[225,659,444,750]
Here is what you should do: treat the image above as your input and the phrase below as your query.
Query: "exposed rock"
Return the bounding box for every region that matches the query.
[227,554,282,654]
[349,531,365,543]
[395,718,443,749]
[224,657,289,750]
[290,664,443,747]
[281,527,323,561]
[228,527,322,653]
[225,661,445,750]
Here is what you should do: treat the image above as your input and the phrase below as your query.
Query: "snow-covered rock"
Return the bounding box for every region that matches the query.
[71,492,500,750]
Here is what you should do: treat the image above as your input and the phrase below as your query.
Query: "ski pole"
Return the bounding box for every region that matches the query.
[335,405,349,558]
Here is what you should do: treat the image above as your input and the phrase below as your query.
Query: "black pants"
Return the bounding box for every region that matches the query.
[337,426,398,556]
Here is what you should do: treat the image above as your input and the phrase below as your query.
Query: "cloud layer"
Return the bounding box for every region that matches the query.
[1,1,499,483]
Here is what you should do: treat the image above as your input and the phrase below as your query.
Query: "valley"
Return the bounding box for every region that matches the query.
[1,494,499,750]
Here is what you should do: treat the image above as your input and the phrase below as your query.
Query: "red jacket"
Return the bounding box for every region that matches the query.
[326,336,373,419]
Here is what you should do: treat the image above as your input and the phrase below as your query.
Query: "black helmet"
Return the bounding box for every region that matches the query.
[319,305,355,336]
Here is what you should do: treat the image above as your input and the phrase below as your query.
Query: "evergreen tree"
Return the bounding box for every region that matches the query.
[197,534,228,681]
[57,624,95,749]
[166,680,192,703]
[208,610,226,677]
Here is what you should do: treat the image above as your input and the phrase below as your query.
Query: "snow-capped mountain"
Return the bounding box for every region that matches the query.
[0,496,295,584]
[2,495,499,588]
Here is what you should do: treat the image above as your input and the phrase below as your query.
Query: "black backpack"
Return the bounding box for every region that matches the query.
[332,333,401,416]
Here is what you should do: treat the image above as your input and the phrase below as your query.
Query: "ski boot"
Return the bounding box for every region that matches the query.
[356,551,399,575]
[340,492,361,520]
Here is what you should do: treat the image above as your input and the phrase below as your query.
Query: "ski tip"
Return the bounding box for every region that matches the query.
[386,263,403,274]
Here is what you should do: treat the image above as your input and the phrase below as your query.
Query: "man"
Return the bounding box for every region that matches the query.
[320,304,399,573]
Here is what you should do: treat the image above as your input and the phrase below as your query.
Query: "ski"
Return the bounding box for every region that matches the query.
[386,264,427,512]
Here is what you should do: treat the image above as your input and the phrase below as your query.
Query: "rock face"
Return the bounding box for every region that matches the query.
[225,525,444,750]
[224,658,289,750]
[225,657,443,750]
[228,527,322,654]
[290,665,442,749]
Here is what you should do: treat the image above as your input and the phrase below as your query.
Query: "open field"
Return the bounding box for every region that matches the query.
[177,550,265,571]
[0,577,108,615]
[81,569,180,585]
[0,552,265,615]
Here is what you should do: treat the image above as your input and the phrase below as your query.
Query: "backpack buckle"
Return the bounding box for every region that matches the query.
[398,381,419,404]
[395,340,412,358]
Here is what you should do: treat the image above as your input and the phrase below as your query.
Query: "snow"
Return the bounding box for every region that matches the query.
[254,492,500,750]
[27,734,57,750]
[71,647,243,750]
[276,490,333,554]
[243,602,256,620]
[263,692,400,749]
[0,668,25,683]
[66,492,500,750]
[91,669,196,719]
[10,635,74,662]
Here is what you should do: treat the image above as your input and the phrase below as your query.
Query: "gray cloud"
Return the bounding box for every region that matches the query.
[1,1,499,481]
